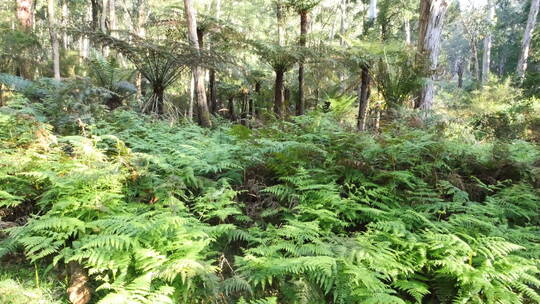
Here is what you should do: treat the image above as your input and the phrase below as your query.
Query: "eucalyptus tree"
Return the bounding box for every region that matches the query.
[415,0,449,111]
[482,0,495,84]
[516,0,540,83]
[48,0,61,80]
[184,0,212,127]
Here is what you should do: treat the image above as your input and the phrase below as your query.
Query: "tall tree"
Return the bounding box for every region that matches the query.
[184,0,212,127]
[516,0,540,83]
[415,0,448,111]
[290,0,319,116]
[482,0,495,84]
[48,0,61,80]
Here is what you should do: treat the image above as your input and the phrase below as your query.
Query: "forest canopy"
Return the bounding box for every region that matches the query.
[0,0,540,303]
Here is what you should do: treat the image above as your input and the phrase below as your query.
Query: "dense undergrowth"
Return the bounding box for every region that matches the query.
[0,96,540,303]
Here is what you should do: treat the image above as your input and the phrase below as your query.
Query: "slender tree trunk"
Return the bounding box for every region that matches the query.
[184,0,212,127]
[415,0,448,111]
[209,69,217,114]
[457,60,464,88]
[109,0,116,37]
[16,0,33,29]
[274,69,285,118]
[48,0,61,81]
[207,0,220,115]
[368,0,377,20]
[297,10,308,116]
[61,0,68,49]
[357,65,371,131]
[482,0,495,84]
[404,17,411,45]
[228,97,236,121]
[90,0,100,31]
[471,44,480,82]
[276,1,285,46]
[255,81,261,116]
[101,0,109,56]
[517,0,540,82]
[189,73,194,120]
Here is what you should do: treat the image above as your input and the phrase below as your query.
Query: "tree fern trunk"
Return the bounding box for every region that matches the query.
[274,69,285,118]
[357,65,371,131]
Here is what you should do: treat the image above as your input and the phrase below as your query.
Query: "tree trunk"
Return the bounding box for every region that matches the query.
[48,0,61,81]
[516,0,540,83]
[368,0,377,20]
[297,10,308,116]
[209,69,217,114]
[357,65,371,131]
[404,17,411,45]
[101,0,109,56]
[457,61,464,88]
[16,0,33,29]
[481,0,495,84]
[184,0,212,127]
[276,1,285,46]
[471,44,480,82]
[90,0,100,31]
[274,69,285,118]
[189,73,194,120]
[254,81,261,116]
[228,97,236,121]
[415,0,448,111]
[61,0,68,49]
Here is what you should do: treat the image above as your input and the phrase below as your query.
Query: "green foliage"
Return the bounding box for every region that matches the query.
[1,103,539,303]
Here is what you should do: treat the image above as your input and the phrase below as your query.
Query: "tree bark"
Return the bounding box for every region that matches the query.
[470,45,479,82]
[209,69,217,114]
[61,0,69,49]
[90,0,100,31]
[184,0,212,127]
[516,0,540,83]
[457,60,464,88]
[404,17,411,45]
[415,0,448,111]
[297,10,308,116]
[274,69,285,118]
[357,65,371,131]
[228,97,236,121]
[189,73,194,120]
[254,81,261,116]
[481,0,495,84]
[48,0,61,81]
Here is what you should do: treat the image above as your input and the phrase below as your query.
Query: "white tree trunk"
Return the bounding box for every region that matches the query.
[62,0,68,49]
[482,0,495,84]
[404,17,411,44]
[184,0,212,127]
[368,0,377,20]
[48,0,61,80]
[416,0,449,111]
[516,0,540,82]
